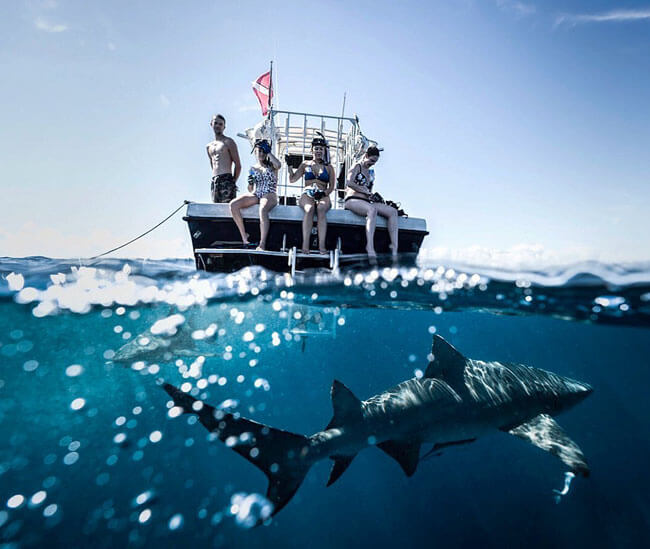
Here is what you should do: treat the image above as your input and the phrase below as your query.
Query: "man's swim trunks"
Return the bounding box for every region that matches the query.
[211,174,237,203]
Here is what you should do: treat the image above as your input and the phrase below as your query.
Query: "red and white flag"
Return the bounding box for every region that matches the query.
[252,71,273,116]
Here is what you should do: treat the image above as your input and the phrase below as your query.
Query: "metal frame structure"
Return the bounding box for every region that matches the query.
[243,109,374,208]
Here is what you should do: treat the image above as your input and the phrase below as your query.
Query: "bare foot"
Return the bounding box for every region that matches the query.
[255,246,266,251]
[301,248,310,255]
[318,249,328,255]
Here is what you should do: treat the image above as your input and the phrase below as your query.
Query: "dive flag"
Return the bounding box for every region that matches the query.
[252,71,273,116]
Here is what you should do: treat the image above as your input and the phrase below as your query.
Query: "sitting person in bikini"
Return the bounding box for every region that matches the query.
[343,146,398,260]
[286,136,335,254]
[229,139,281,251]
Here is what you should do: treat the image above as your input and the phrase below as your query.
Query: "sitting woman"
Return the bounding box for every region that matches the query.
[229,139,281,251]
[343,146,398,259]
[286,137,335,254]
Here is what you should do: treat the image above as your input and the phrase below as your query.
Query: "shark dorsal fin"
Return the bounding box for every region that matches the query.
[376,440,421,477]
[424,336,467,392]
[325,380,363,430]
[326,454,356,486]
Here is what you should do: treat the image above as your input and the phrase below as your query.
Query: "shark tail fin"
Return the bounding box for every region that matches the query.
[162,382,312,517]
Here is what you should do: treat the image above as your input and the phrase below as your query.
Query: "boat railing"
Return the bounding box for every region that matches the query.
[267,109,365,209]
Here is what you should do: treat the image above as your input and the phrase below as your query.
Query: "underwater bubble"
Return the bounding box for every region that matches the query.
[103,349,115,360]
[337,317,345,326]
[96,473,110,486]
[114,325,123,334]
[129,311,141,320]
[113,433,127,445]
[63,452,79,465]
[168,513,184,530]
[43,454,57,465]
[408,354,417,362]
[218,377,227,386]
[70,398,86,411]
[211,512,223,525]
[428,325,437,334]
[414,369,424,379]
[149,431,162,443]
[116,307,126,316]
[23,360,39,372]
[229,493,273,529]
[115,416,126,426]
[65,364,84,377]
[68,441,80,451]
[132,406,142,415]
[43,504,58,517]
[42,476,57,489]
[168,407,183,418]
[29,491,47,507]
[108,453,119,465]
[243,331,254,342]
[237,375,245,383]
[367,436,377,444]
[134,491,154,507]
[138,509,152,523]
[7,494,25,509]
[150,314,185,336]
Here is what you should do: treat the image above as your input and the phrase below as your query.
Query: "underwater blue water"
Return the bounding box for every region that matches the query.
[1,258,649,548]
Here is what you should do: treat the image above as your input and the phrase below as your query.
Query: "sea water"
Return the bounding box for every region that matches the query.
[1,258,649,548]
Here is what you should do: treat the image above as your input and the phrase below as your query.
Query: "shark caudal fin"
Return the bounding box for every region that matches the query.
[162,382,312,517]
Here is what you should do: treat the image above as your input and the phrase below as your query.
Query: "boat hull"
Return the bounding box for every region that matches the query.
[184,203,428,273]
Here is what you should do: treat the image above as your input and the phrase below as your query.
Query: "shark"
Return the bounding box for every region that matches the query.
[112,314,216,365]
[162,335,593,519]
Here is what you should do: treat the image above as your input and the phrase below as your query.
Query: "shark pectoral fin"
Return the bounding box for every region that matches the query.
[424,336,467,395]
[325,380,363,430]
[508,414,590,477]
[377,440,421,477]
[326,454,356,487]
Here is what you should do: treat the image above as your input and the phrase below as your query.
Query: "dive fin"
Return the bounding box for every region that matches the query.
[508,413,590,477]
[377,440,421,477]
[163,382,313,516]
[326,454,356,487]
[325,380,363,430]
[424,336,467,395]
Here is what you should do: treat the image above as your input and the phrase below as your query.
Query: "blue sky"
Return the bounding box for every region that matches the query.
[1,0,649,265]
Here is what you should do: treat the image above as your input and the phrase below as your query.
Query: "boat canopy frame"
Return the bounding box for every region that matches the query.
[242,109,376,208]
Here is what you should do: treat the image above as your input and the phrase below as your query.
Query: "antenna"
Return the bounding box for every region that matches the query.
[341,92,347,118]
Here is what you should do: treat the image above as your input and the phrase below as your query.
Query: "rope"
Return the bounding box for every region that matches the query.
[88,200,190,261]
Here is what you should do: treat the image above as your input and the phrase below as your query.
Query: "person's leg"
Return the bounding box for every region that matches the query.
[345,199,378,257]
[299,194,315,253]
[257,194,278,250]
[316,197,331,253]
[229,194,259,244]
[375,203,399,258]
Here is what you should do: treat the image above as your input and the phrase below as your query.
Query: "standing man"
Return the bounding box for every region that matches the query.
[207,114,241,203]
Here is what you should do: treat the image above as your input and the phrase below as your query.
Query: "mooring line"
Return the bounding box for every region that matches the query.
[86,200,190,262]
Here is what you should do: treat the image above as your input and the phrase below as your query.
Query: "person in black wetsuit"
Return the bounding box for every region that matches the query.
[287,137,335,254]
[344,146,398,260]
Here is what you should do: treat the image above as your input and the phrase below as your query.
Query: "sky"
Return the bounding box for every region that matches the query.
[1,0,649,266]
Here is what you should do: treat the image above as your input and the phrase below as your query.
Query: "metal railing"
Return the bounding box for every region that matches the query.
[268,109,362,209]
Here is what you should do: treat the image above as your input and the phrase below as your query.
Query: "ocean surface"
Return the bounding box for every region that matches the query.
[1,257,649,548]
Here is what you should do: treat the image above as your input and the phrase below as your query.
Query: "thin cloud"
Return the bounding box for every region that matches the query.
[34,16,68,33]
[555,8,650,27]
[496,0,536,17]
[160,94,171,108]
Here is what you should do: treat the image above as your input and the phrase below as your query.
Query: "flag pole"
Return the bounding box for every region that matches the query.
[268,60,273,115]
